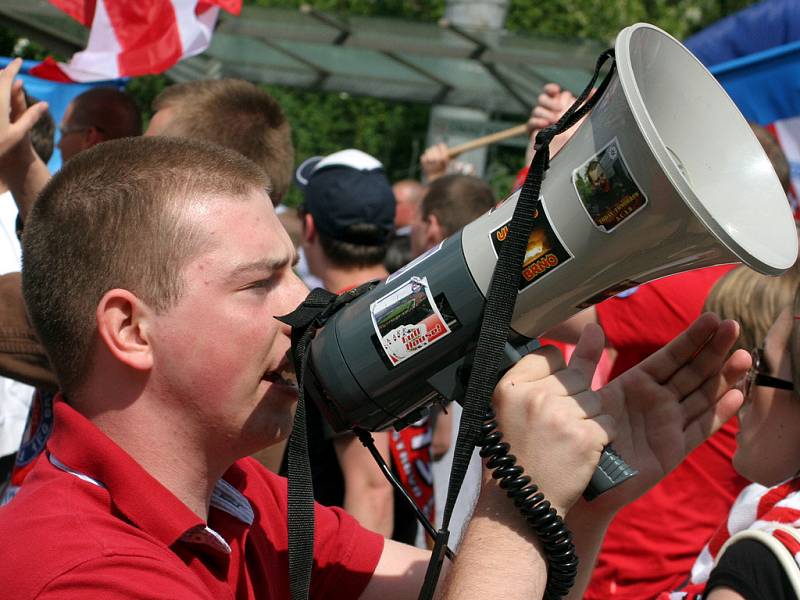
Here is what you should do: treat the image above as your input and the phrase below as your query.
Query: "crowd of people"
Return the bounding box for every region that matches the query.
[0,54,795,599]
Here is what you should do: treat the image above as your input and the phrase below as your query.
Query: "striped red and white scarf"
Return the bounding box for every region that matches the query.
[660,477,800,599]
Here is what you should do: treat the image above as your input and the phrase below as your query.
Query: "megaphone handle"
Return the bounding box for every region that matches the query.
[584,445,638,500]
[499,341,638,500]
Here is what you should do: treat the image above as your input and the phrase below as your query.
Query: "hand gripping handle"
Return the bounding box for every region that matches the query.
[583,445,638,500]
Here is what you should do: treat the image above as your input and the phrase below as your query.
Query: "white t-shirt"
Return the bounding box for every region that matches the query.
[0,191,35,457]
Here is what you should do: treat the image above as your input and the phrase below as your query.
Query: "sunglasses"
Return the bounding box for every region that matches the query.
[742,346,795,398]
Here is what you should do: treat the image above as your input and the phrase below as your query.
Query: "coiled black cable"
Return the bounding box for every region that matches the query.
[478,407,578,599]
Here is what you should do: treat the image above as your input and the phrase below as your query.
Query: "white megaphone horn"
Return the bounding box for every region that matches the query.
[461,22,798,338]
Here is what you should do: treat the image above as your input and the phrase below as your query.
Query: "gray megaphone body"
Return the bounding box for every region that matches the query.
[303,23,798,438]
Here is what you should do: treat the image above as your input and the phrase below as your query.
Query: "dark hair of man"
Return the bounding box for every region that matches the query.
[153,79,294,205]
[750,123,791,193]
[421,174,496,237]
[70,87,142,139]
[22,137,267,396]
[317,226,389,268]
[24,92,55,163]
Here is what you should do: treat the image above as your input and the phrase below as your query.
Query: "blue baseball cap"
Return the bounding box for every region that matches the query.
[295,149,396,245]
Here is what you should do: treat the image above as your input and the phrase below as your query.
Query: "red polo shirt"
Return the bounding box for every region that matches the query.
[0,399,383,599]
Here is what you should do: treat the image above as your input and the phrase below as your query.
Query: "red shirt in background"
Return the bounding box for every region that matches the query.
[586,264,750,599]
[0,399,383,599]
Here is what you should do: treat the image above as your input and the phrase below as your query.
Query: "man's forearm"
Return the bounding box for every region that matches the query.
[564,501,615,600]
[5,146,50,223]
[344,481,394,537]
[440,481,548,600]
[336,432,395,537]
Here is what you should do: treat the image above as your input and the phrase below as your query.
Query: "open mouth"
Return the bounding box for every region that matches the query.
[262,356,298,388]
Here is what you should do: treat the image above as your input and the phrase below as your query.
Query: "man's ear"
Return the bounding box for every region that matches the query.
[426,213,444,247]
[302,212,316,244]
[83,126,104,150]
[96,289,154,372]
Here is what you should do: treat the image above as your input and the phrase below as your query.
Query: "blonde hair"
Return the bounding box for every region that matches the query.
[704,253,800,353]
[153,79,293,204]
[792,283,800,391]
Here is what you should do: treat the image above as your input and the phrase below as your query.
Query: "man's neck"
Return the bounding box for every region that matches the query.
[87,400,223,520]
[80,362,232,521]
[322,263,389,293]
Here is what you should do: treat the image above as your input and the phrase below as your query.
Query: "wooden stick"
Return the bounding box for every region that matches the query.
[446,123,528,158]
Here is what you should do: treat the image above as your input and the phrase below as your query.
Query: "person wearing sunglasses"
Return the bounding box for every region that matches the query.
[662,269,800,600]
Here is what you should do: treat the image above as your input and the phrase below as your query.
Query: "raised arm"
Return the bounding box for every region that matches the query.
[441,324,613,599]
[0,59,52,223]
[363,326,612,599]
[525,83,580,163]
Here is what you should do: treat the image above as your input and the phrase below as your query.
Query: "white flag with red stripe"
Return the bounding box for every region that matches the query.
[30,0,241,82]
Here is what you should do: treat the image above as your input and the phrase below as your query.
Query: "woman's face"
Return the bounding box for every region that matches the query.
[734,308,800,486]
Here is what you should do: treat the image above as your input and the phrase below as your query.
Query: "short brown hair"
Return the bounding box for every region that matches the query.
[750,123,790,193]
[24,92,55,163]
[22,136,267,395]
[153,79,293,205]
[70,87,142,139]
[421,174,495,237]
[318,228,388,268]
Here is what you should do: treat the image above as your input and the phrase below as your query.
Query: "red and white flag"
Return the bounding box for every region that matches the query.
[30,0,241,82]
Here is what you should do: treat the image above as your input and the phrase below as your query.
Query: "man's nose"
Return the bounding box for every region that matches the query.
[289,272,311,307]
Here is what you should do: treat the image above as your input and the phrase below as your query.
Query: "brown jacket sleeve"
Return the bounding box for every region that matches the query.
[0,272,58,392]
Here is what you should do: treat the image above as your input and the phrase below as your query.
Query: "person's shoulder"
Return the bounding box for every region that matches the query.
[0,464,191,599]
[598,264,734,319]
[644,264,735,295]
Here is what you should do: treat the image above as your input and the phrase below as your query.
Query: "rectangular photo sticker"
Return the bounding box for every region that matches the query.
[572,137,648,233]
[489,204,573,293]
[370,276,451,366]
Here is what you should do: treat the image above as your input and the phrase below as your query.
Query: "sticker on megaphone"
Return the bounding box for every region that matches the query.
[572,137,648,232]
[370,276,452,366]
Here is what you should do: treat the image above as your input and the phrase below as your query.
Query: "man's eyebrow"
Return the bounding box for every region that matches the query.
[227,257,291,281]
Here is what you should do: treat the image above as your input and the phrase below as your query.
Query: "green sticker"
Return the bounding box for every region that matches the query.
[572,138,647,233]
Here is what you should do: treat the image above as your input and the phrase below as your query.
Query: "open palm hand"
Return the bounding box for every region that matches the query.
[592,313,749,512]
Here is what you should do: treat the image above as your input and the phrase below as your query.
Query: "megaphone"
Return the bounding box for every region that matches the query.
[303,22,798,437]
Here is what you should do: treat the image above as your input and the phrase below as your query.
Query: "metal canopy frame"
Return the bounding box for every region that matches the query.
[0,1,605,117]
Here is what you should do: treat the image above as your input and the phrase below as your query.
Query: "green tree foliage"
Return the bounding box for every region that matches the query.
[248,0,445,21]
[0,29,51,61]
[505,0,758,43]
[125,75,170,129]
[266,87,430,206]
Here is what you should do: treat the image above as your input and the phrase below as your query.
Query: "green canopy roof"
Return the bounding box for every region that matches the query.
[1,1,606,116]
